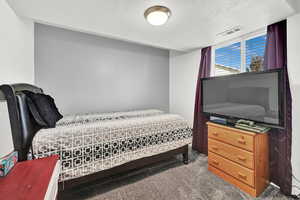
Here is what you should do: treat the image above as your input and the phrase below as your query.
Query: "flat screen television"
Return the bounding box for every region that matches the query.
[201,69,284,127]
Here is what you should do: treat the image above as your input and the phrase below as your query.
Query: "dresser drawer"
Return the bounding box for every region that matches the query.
[208,139,254,169]
[208,126,254,151]
[208,152,254,187]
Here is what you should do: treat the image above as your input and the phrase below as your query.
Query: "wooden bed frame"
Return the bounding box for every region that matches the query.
[0,83,190,191]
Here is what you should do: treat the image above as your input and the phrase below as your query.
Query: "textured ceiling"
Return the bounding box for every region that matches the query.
[7,0,298,50]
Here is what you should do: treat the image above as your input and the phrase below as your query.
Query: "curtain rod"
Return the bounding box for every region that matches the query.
[212,27,266,48]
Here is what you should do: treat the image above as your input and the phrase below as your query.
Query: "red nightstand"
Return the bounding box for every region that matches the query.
[0,155,60,200]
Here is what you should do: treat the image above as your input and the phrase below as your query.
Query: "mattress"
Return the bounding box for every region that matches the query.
[32,110,192,182]
[57,109,164,126]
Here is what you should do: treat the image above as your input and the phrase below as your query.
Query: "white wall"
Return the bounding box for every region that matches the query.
[0,0,34,84]
[0,0,34,156]
[0,102,14,156]
[35,24,169,115]
[169,50,201,125]
[287,12,300,195]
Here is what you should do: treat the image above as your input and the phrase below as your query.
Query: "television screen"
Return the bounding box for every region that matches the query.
[202,70,283,127]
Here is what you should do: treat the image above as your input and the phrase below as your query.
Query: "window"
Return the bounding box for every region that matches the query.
[212,31,267,77]
[246,35,267,72]
[214,42,241,76]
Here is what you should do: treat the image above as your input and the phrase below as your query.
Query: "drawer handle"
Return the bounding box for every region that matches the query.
[212,132,218,136]
[212,160,219,165]
[238,139,246,144]
[237,156,246,161]
[238,173,247,180]
[211,146,218,151]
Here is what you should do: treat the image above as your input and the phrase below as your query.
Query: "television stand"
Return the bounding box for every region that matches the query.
[207,122,269,197]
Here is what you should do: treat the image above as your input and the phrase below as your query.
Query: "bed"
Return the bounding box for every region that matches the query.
[0,84,192,189]
[33,109,192,182]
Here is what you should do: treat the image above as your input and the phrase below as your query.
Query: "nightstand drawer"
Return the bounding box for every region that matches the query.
[208,152,254,187]
[208,138,254,169]
[208,126,254,151]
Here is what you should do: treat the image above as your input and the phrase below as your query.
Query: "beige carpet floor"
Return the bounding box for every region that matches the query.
[59,148,293,200]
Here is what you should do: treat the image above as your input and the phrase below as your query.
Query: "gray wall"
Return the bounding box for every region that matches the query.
[35,24,169,115]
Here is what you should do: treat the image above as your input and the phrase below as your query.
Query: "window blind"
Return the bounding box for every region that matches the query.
[246,35,267,72]
[215,42,241,76]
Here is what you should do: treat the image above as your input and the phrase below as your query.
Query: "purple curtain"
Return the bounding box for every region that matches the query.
[192,47,211,154]
[264,20,292,195]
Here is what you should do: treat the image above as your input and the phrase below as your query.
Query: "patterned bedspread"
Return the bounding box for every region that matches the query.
[57,109,164,126]
[32,110,192,182]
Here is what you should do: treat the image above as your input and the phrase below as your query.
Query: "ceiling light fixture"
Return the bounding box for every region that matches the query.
[144,5,171,26]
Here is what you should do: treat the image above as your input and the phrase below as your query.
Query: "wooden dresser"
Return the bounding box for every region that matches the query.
[207,122,269,197]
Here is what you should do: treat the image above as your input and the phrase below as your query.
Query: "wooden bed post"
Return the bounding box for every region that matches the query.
[183,144,189,164]
[0,85,23,160]
[0,84,43,161]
